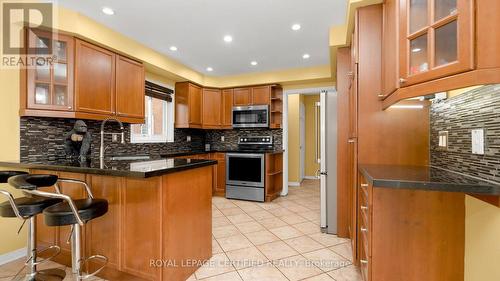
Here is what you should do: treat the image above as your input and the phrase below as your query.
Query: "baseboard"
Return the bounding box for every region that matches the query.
[288,182,301,187]
[0,248,26,266]
[304,176,320,180]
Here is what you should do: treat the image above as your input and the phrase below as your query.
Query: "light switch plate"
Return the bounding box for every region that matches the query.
[471,129,484,155]
[186,136,191,142]
[221,136,225,142]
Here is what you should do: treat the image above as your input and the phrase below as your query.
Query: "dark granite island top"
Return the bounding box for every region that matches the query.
[0,157,217,178]
[359,164,500,195]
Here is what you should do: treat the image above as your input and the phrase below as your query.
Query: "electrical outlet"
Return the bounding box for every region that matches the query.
[221,136,225,142]
[186,136,191,142]
[471,129,485,155]
[438,131,448,150]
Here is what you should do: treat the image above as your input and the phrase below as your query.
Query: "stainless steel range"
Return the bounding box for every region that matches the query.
[226,136,273,202]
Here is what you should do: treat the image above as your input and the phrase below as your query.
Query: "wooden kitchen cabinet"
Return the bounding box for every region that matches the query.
[202,88,222,129]
[75,39,116,116]
[115,55,145,119]
[211,153,226,196]
[233,88,251,106]
[21,30,145,123]
[251,85,271,105]
[233,86,272,106]
[175,82,202,128]
[398,0,474,87]
[222,89,233,129]
[265,152,283,202]
[22,30,74,113]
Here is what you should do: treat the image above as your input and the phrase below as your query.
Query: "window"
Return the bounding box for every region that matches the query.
[131,95,174,143]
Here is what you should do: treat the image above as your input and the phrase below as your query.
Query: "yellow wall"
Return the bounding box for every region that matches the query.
[465,196,500,281]
[287,95,301,183]
[303,95,320,177]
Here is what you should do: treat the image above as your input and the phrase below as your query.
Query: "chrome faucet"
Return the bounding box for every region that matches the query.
[99,117,125,161]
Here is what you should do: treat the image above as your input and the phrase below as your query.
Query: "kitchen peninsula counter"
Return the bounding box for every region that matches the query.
[0,157,215,281]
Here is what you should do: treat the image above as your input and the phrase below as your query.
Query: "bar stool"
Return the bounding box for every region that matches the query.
[8,174,109,281]
[0,171,66,281]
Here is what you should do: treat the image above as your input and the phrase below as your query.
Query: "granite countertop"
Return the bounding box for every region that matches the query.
[0,157,217,178]
[359,164,500,195]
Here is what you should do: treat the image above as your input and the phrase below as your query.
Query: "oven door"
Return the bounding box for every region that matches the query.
[226,153,265,187]
[232,105,269,128]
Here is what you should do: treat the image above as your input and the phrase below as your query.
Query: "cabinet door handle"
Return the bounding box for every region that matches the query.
[360,259,368,264]
[361,227,368,232]
[361,183,368,187]
[399,78,407,85]
[361,205,368,211]
[348,138,356,143]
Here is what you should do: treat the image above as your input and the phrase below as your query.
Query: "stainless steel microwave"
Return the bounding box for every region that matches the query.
[232,105,269,128]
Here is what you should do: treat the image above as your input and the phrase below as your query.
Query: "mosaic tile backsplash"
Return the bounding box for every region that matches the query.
[430,84,500,183]
[20,117,283,161]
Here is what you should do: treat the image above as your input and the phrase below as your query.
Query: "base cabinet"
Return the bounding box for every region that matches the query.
[32,167,213,281]
[358,173,465,281]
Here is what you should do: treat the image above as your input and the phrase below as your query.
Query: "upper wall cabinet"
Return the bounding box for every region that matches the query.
[222,89,233,129]
[21,30,145,123]
[202,88,222,129]
[22,30,74,113]
[75,39,116,116]
[398,0,474,87]
[175,82,202,128]
[233,86,272,106]
[115,55,145,119]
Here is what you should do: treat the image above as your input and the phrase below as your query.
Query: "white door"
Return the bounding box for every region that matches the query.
[299,101,306,182]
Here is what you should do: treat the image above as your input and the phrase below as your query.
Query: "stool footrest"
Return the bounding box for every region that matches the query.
[79,255,108,280]
[26,245,62,266]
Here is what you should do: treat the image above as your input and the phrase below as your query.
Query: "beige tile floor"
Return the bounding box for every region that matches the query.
[0,180,362,281]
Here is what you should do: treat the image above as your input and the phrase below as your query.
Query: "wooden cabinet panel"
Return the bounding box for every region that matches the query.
[189,84,202,127]
[175,82,202,128]
[222,89,233,129]
[265,153,283,202]
[115,56,145,119]
[24,30,74,112]
[233,88,251,106]
[75,39,116,115]
[202,88,222,129]
[398,0,474,86]
[251,86,271,105]
[210,153,226,196]
[162,167,212,281]
[121,177,162,280]
[381,0,399,98]
[86,175,121,272]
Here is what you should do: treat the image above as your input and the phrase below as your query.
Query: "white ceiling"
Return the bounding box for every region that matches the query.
[59,0,347,76]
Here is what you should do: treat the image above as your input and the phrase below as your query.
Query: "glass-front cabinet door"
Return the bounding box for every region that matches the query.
[399,0,474,86]
[26,29,74,111]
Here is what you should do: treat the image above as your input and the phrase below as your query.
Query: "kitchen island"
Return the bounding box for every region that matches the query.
[0,157,217,281]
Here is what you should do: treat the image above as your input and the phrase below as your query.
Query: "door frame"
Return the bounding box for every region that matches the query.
[299,100,306,182]
[282,86,336,196]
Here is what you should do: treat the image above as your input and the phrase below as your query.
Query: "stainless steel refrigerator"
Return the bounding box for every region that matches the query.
[318,90,337,234]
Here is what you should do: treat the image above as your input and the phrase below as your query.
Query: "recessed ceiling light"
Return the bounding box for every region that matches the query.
[291,24,301,31]
[102,7,114,15]
[206,67,213,72]
[251,61,258,66]
[169,46,178,51]
[412,48,422,53]
[223,35,233,43]
[302,53,310,59]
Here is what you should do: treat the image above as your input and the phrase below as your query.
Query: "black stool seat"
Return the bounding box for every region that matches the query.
[43,199,108,226]
[0,171,28,183]
[0,196,62,218]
